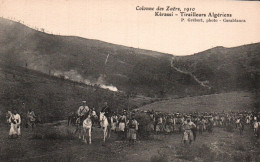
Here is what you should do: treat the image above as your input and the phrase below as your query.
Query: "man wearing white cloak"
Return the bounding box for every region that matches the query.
[8,110,21,138]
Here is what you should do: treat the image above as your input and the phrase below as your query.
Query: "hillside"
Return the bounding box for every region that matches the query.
[0,18,211,97]
[0,17,259,98]
[138,91,255,113]
[0,64,130,122]
[172,44,260,93]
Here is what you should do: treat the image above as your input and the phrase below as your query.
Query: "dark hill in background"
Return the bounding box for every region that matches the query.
[172,44,260,108]
[0,17,259,100]
[0,18,210,97]
[173,44,259,92]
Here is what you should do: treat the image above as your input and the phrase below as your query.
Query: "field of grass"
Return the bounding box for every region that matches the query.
[138,91,255,113]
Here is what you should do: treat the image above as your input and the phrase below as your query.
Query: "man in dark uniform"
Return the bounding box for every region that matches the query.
[101,102,111,124]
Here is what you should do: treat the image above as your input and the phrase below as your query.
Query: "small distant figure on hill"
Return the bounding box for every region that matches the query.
[8,110,21,138]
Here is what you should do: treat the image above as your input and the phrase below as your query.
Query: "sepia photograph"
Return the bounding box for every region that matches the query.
[0,0,259,161]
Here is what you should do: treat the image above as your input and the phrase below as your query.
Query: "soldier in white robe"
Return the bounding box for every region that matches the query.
[182,118,196,144]
[14,110,21,136]
[8,111,17,137]
[8,110,21,138]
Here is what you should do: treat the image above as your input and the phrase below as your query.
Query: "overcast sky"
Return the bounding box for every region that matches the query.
[0,0,259,55]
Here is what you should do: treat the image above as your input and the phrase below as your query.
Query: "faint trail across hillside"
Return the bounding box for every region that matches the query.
[171,57,211,89]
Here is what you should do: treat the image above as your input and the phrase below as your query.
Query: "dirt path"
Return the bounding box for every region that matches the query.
[171,57,211,89]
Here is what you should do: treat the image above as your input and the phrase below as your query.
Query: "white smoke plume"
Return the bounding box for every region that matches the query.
[97,75,118,92]
[100,84,118,92]
[52,69,118,92]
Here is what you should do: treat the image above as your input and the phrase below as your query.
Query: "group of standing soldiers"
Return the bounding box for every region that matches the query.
[110,110,139,143]
[144,110,260,144]
[74,101,139,143]
[7,109,37,138]
[75,100,260,144]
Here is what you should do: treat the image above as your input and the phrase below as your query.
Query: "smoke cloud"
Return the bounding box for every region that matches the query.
[52,69,118,92]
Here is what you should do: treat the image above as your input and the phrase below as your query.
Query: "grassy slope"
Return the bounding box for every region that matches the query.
[0,65,130,122]
[2,17,197,96]
[173,44,260,93]
[138,91,255,113]
[2,18,259,97]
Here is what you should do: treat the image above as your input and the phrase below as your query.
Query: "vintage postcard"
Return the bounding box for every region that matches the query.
[0,0,259,161]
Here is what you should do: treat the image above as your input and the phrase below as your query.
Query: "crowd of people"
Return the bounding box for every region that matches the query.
[6,100,260,145]
[142,109,260,144]
[70,101,260,144]
[72,101,140,143]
